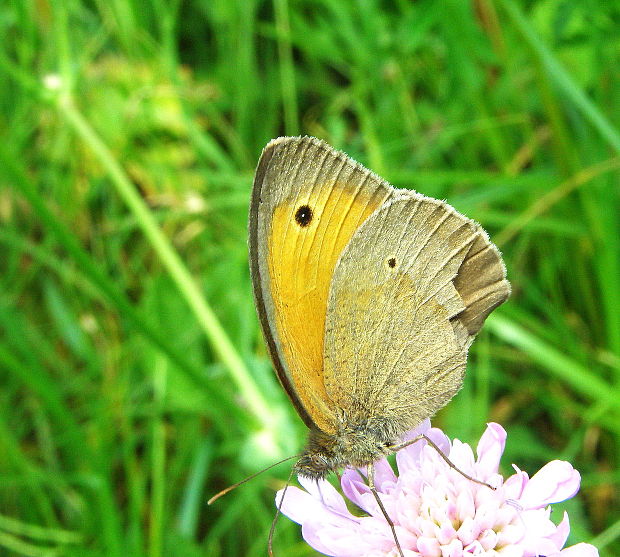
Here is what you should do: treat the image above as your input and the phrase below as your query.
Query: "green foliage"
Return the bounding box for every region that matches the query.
[1,0,618,555]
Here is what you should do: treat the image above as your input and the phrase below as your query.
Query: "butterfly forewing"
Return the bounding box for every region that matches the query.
[249,136,392,433]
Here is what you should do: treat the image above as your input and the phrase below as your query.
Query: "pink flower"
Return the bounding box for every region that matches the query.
[276,421,598,557]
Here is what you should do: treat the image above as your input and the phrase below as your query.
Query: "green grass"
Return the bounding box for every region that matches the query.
[1,1,619,556]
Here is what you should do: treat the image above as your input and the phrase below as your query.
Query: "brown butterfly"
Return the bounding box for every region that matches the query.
[248,136,510,555]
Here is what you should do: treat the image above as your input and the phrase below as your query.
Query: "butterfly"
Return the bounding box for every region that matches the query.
[248,136,510,555]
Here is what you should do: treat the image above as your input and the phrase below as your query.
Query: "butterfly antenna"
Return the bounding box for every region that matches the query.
[268,463,297,557]
[207,454,300,505]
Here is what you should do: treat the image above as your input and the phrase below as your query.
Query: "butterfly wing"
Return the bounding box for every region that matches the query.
[323,191,510,435]
[249,136,392,433]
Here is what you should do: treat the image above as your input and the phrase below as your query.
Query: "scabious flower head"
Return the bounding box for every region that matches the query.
[276,421,598,557]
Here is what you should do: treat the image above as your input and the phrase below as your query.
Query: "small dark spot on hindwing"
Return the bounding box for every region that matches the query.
[295,205,313,227]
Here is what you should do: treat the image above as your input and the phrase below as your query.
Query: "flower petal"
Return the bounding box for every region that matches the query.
[277,485,355,525]
[341,468,368,509]
[519,507,564,556]
[340,482,372,516]
[340,470,386,517]
[396,420,432,473]
[549,511,571,550]
[440,538,463,557]
[560,543,600,557]
[455,489,475,522]
[426,427,451,455]
[497,545,524,557]
[524,537,564,557]
[457,516,480,546]
[374,457,397,491]
[417,536,441,557]
[503,468,529,500]
[402,419,432,442]
[298,475,350,515]
[447,439,475,474]
[519,460,580,509]
[302,519,372,557]
[476,423,506,475]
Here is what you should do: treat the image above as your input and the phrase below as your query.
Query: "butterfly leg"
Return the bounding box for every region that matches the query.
[367,463,405,557]
[389,434,496,490]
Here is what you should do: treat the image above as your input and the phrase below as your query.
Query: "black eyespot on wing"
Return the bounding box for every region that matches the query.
[295,205,313,227]
[387,257,396,268]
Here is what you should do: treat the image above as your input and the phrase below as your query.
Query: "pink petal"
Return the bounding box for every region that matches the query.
[277,485,356,525]
[402,427,451,474]
[496,523,524,547]
[437,521,457,545]
[519,461,580,509]
[426,427,451,455]
[440,538,464,557]
[301,519,368,557]
[496,546,524,557]
[504,469,529,500]
[549,511,571,550]
[340,471,394,518]
[298,475,350,514]
[341,476,377,517]
[521,507,554,536]
[301,514,398,556]
[457,516,480,546]
[560,543,600,557]
[396,442,425,476]
[473,501,500,532]
[478,528,497,550]
[476,423,507,475]
[397,420,432,473]
[357,516,406,554]
[455,489,475,522]
[520,508,560,556]
[523,537,564,557]
[300,520,338,556]
[402,419,432,442]
[359,517,418,553]
[341,468,369,510]
[417,536,441,557]
[463,540,484,554]
[374,457,397,490]
[496,503,519,529]
[447,439,475,472]
[445,500,458,522]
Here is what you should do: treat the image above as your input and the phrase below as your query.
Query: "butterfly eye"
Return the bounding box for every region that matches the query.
[294,205,313,227]
[387,257,397,269]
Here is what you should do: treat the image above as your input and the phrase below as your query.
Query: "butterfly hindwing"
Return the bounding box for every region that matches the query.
[323,191,510,434]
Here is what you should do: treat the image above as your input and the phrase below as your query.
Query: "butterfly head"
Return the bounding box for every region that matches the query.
[295,423,396,480]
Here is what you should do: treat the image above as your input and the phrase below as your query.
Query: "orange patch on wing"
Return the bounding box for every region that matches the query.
[267,180,389,433]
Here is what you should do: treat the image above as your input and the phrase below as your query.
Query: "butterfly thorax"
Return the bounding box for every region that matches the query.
[294,423,397,480]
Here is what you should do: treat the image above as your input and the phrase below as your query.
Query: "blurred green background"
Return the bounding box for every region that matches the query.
[1,1,619,556]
